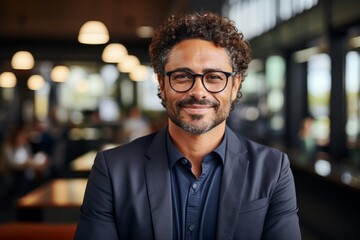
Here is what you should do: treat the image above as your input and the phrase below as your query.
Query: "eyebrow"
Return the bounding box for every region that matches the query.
[168,67,228,73]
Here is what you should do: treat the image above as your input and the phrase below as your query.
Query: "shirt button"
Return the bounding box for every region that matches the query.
[188,224,196,231]
[182,158,188,165]
[192,183,198,190]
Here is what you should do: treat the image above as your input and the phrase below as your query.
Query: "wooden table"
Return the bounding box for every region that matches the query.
[69,144,118,177]
[17,178,87,222]
[69,150,97,173]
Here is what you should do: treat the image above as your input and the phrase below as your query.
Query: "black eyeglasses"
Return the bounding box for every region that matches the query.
[165,70,236,93]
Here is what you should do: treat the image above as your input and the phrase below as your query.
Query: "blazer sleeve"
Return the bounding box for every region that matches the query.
[74,152,118,240]
[261,153,301,240]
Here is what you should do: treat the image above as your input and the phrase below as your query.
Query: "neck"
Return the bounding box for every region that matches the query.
[168,121,226,177]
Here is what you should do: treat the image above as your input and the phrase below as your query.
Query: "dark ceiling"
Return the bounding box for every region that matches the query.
[0,0,225,63]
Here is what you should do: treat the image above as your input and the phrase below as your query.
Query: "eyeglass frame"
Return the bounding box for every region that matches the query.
[164,70,237,93]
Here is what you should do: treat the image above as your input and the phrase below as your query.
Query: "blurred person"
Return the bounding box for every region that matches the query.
[122,106,151,142]
[75,11,301,240]
[29,120,61,178]
[29,120,56,157]
[3,126,49,197]
[298,115,317,164]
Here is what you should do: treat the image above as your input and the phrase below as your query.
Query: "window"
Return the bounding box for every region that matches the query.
[307,53,331,147]
[345,51,360,165]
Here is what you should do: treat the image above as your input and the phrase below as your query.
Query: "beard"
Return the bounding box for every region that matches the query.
[164,96,230,135]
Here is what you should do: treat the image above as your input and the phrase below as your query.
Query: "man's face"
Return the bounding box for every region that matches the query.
[160,39,241,135]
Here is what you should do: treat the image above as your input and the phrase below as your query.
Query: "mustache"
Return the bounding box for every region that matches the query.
[177,97,219,108]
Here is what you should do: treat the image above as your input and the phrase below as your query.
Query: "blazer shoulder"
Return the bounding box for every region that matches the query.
[97,131,159,166]
[107,131,158,153]
[227,127,282,156]
[243,136,283,155]
[232,133,288,170]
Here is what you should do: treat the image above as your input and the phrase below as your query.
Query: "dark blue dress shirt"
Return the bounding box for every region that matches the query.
[166,132,226,240]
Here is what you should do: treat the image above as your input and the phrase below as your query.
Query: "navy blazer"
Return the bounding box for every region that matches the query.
[75,127,301,240]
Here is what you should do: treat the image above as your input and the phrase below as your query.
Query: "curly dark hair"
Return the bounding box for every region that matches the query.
[148,11,252,107]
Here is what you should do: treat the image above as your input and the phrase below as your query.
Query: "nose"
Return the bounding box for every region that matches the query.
[188,75,207,97]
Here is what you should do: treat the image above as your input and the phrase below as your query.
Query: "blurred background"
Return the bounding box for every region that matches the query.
[0,0,360,239]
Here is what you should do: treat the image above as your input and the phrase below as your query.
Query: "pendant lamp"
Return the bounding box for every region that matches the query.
[78,21,109,44]
[11,51,35,70]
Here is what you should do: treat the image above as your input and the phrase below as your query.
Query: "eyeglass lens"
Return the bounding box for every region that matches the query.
[169,71,228,93]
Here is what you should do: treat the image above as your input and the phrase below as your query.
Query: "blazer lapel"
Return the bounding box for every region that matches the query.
[216,127,249,240]
[145,128,173,240]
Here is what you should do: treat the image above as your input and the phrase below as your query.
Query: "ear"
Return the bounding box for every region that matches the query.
[157,73,165,98]
[231,75,242,102]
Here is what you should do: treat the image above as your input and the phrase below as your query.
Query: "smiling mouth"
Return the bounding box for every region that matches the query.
[182,104,212,114]
[177,97,219,115]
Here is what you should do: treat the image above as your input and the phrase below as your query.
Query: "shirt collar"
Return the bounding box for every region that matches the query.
[166,129,227,168]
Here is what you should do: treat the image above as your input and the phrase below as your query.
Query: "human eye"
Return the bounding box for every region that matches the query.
[171,71,193,83]
[204,72,225,83]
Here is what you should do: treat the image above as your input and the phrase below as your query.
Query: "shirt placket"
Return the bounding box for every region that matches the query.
[184,157,212,240]
[184,178,200,240]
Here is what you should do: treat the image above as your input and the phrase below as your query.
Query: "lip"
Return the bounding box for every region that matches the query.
[182,104,212,114]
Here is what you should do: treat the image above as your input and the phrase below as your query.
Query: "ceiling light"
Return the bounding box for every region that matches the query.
[28,75,45,90]
[11,51,35,70]
[117,55,140,73]
[136,26,154,38]
[78,21,109,44]
[102,43,128,63]
[129,65,148,81]
[51,65,69,82]
[0,72,17,88]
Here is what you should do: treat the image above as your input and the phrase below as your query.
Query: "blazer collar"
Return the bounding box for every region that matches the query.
[216,126,249,240]
[145,127,173,240]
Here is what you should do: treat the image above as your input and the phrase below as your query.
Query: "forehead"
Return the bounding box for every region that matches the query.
[165,39,232,71]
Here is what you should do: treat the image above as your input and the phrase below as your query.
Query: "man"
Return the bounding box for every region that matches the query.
[75,11,301,240]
